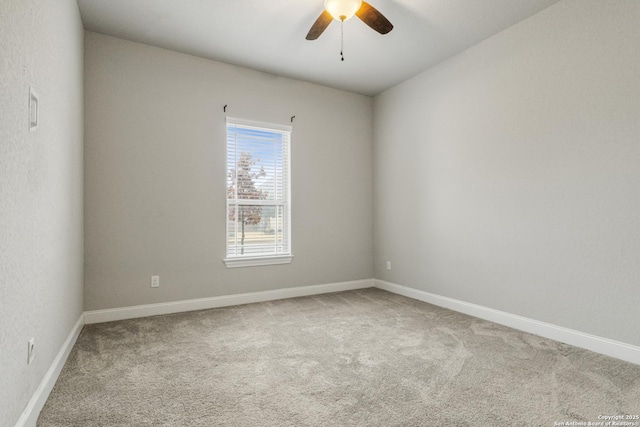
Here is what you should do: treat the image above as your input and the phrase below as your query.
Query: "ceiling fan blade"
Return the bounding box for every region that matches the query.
[356,1,393,34]
[306,10,333,40]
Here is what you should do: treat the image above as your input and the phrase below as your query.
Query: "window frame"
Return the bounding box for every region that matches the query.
[223,117,293,268]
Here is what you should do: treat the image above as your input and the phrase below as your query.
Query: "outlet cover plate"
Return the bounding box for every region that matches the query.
[27,338,35,364]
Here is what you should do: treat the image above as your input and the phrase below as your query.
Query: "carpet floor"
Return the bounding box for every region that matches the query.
[38,288,640,426]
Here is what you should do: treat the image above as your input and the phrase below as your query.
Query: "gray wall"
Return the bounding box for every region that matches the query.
[84,32,373,311]
[0,0,84,425]
[373,0,640,346]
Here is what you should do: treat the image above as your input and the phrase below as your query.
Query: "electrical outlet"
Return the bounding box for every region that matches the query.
[151,275,160,288]
[386,261,391,271]
[27,338,35,364]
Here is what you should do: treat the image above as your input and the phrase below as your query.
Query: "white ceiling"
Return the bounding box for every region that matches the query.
[77,0,562,96]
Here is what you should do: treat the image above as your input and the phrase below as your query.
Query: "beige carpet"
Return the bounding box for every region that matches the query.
[39,288,640,426]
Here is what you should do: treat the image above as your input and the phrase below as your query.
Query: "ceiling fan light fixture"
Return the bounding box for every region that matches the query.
[324,0,362,21]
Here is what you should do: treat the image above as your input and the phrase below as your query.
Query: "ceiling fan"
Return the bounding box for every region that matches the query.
[306,0,393,60]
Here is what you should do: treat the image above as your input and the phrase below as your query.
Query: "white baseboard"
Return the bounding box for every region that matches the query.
[84,279,374,324]
[375,279,640,365]
[15,314,85,427]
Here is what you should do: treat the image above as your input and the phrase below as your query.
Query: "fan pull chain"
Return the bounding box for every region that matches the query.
[340,18,344,61]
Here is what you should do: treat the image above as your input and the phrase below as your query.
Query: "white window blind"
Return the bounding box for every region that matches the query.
[225,117,292,267]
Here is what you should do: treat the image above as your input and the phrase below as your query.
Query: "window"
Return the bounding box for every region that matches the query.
[224,118,292,267]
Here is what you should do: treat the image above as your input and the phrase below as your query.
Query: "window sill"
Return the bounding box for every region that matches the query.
[223,255,293,268]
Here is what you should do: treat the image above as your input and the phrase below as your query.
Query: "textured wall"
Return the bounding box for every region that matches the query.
[0,0,84,425]
[83,32,373,311]
[373,0,640,346]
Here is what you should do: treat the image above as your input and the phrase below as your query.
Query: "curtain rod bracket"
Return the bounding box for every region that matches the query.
[224,105,228,113]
